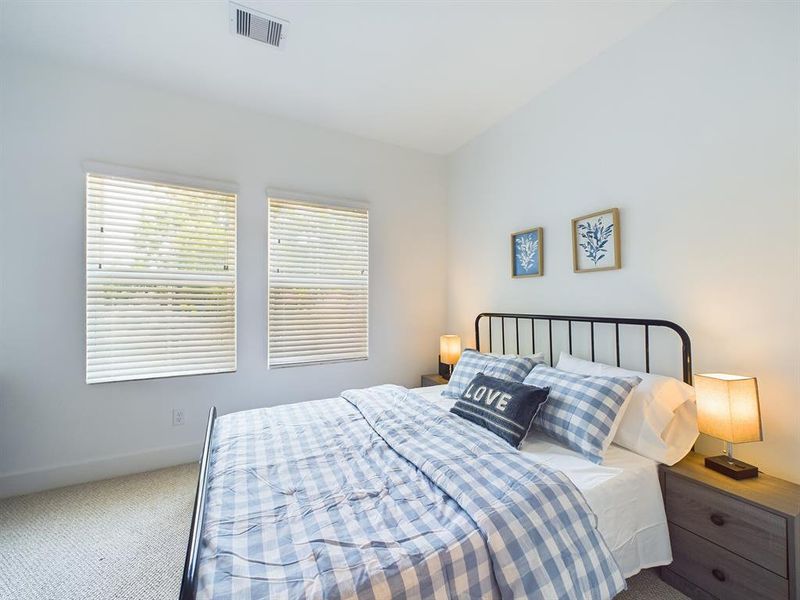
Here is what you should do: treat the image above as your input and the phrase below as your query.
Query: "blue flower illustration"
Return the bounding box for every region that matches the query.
[577,217,613,265]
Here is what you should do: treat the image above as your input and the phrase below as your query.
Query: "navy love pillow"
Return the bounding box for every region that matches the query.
[451,373,550,448]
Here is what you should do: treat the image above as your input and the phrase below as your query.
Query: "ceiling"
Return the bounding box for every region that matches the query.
[0,1,669,154]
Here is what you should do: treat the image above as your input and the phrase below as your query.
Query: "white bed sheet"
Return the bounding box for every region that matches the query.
[414,384,672,578]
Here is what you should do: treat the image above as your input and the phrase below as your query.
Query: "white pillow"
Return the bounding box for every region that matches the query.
[556,352,698,465]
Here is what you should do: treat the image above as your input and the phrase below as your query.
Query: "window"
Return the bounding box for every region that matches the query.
[86,172,236,383]
[268,196,368,367]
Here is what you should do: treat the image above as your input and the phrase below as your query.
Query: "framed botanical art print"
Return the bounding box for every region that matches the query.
[572,208,620,273]
[511,227,543,278]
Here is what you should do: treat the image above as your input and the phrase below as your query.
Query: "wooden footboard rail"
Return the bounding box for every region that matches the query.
[179,406,217,600]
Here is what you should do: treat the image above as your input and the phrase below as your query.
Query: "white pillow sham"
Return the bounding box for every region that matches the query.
[555,352,698,465]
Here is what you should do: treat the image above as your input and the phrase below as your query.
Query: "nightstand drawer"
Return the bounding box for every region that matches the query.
[669,524,789,600]
[665,474,788,576]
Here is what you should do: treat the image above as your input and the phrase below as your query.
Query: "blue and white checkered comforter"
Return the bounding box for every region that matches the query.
[197,385,625,599]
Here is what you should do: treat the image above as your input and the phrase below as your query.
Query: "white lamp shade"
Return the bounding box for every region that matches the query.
[439,335,461,365]
[695,373,762,444]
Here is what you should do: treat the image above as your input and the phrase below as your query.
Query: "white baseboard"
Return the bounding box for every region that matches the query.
[0,442,201,499]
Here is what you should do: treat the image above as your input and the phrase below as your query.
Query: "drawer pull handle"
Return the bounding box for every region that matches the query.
[712,568,726,582]
[709,513,725,526]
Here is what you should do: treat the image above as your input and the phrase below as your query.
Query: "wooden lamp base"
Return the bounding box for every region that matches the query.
[438,356,453,380]
[705,454,759,479]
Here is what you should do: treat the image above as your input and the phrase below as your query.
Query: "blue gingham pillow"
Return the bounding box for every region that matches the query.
[443,349,540,399]
[524,364,640,463]
[451,373,550,448]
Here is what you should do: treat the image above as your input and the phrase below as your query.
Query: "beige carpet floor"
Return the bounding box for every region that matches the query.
[0,463,688,599]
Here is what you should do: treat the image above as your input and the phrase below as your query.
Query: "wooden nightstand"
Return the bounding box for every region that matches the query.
[659,452,800,600]
[420,374,448,387]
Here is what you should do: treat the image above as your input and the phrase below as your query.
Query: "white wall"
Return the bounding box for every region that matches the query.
[446,2,799,482]
[2,1,798,497]
[0,56,448,497]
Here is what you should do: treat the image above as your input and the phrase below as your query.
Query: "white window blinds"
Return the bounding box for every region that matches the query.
[268,197,368,367]
[86,173,236,384]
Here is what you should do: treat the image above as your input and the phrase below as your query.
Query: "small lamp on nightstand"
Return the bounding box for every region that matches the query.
[439,335,461,380]
[695,373,763,480]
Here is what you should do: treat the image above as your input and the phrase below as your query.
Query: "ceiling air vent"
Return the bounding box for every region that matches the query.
[229,2,288,49]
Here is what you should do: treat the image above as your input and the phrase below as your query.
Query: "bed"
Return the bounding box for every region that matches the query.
[180,313,693,600]
[417,383,671,579]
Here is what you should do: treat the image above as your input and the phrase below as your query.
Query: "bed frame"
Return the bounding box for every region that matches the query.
[475,312,692,385]
[180,406,216,600]
[179,312,693,599]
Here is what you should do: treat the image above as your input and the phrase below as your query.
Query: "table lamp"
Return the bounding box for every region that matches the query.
[695,373,762,479]
[439,335,461,379]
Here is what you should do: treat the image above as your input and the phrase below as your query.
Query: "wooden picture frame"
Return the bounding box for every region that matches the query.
[511,227,543,278]
[572,208,620,273]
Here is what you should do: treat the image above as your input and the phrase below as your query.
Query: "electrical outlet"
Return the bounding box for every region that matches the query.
[172,408,185,427]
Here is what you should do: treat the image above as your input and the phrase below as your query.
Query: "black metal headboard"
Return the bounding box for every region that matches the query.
[474,312,693,385]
